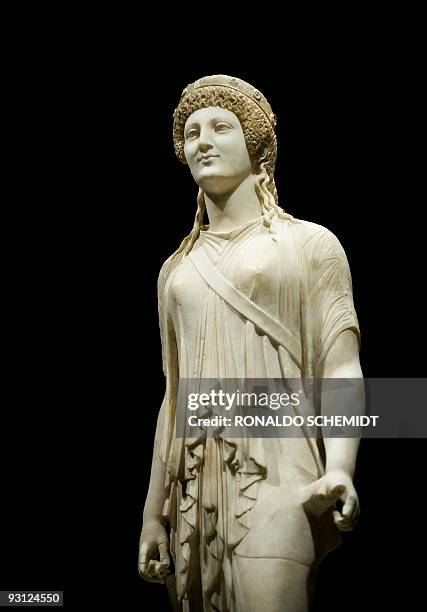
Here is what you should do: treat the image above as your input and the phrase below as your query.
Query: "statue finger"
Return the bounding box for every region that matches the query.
[342,494,357,519]
[158,542,170,568]
[332,509,343,525]
[139,541,154,565]
[315,479,329,498]
[138,561,147,578]
[334,508,359,531]
[330,484,346,500]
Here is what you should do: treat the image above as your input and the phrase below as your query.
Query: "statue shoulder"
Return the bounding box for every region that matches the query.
[158,255,176,297]
[276,217,349,267]
[157,248,189,300]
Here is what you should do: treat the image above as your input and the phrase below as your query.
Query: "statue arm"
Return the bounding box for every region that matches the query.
[139,396,171,583]
[139,264,176,582]
[310,329,364,531]
[321,328,364,480]
[143,262,172,525]
[306,228,363,530]
[142,396,168,524]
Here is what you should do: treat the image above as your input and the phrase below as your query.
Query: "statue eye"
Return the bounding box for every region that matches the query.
[185,128,199,140]
[215,122,232,132]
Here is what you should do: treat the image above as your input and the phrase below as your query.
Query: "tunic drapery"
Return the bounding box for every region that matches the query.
[156,216,360,611]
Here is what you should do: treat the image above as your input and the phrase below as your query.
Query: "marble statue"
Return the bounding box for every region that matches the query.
[139,75,364,611]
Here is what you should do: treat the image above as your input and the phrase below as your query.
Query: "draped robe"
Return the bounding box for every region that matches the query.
[156,216,360,611]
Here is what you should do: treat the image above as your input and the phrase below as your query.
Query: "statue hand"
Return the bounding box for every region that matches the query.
[302,469,360,531]
[138,519,171,583]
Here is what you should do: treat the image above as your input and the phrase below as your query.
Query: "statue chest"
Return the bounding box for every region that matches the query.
[169,232,281,325]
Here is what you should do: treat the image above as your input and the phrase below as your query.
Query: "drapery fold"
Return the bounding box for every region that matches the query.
[154,216,360,610]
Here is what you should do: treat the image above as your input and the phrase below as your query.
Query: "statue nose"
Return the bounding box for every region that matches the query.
[198,141,213,153]
[198,127,213,153]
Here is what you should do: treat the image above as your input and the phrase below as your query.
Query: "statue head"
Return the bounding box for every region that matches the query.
[181,105,255,198]
[162,76,295,281]
[173,75,278,190]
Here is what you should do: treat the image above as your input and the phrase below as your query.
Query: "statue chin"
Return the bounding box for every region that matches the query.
[194,173,249,199]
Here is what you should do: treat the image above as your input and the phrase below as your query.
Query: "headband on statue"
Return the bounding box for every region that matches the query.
[176,74,277,129]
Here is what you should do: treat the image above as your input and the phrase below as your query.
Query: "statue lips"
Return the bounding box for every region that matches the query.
[198,154,219,164]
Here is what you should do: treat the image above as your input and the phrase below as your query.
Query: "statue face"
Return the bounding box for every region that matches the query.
[183,106,253,195]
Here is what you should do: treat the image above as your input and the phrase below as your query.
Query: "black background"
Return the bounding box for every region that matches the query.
[1,24,425,611]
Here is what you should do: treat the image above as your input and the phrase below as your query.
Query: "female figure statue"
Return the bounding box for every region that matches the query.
[139,75,363,611]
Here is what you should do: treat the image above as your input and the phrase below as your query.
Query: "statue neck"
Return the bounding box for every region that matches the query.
[203,174,262,233]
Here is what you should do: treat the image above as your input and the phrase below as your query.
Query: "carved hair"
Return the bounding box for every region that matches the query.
[162,83,298,288]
